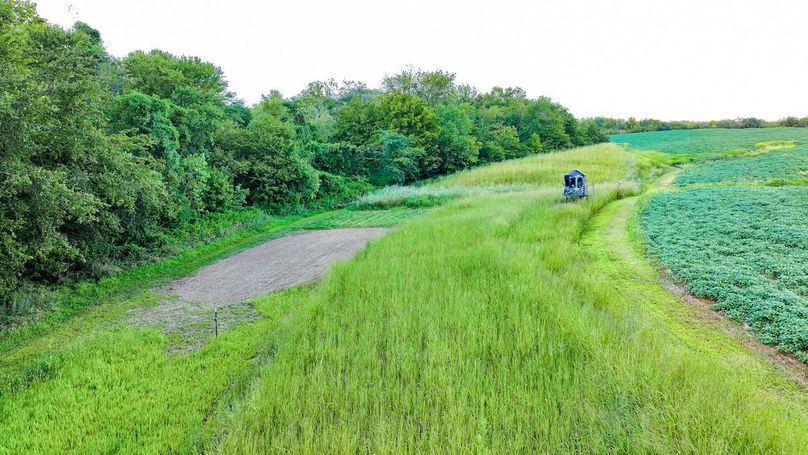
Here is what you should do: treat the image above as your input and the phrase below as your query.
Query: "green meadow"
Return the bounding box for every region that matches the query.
[5,2,806,452]
[2,141,806,453]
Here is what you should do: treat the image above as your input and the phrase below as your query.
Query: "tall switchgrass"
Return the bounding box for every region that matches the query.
[352,184,537,210]
[214,146,808,452]
[0,209,421,453]
[437,143,653,187]
[2,144,806,452]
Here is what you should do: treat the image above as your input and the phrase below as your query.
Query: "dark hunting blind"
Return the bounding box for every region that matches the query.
[563,170,589,202]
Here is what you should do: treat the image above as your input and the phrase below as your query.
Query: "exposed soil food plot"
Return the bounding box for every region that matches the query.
[128,228,389,350]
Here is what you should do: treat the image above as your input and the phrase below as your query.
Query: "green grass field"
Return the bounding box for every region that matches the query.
[2,141,807,452]
[437,143,654,186]
[0,208,420,453]
[213,145,807,453]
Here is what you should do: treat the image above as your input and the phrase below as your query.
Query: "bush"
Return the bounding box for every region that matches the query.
[309,141,365,176]
[310,173,374,210]
[0,15,178,306]
[362,132,424,186]
[214,116,320,211]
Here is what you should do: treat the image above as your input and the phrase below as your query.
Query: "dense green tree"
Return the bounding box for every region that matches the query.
[453,84,479,104]
[333,95,381,146]
[362,132,423,186]
[122,50,228,103]
[478,86,527,107]
[580,119,608,143]
[111,51,249,216]
[519,98,572,150]
[223,101,252,127]
[122,50,232,158]
[473,105,529,162]
[591,116,788,134]
[478,125,526,162]
[309,142,364,176]
[562,111,587,147]
[213,109,319,210]
[288,87,338,144]
[108,91,243,215]
[0,7,175,304]
[378,92,442,176]
[382,67,457,105]
[108,91,181,162]
[0,3,603,311]
[436,103,480,172]
[312,172,373,210]
[298,78,370,102]
[71,21,124,95]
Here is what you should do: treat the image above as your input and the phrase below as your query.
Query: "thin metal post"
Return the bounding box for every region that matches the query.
[214,308,219,337]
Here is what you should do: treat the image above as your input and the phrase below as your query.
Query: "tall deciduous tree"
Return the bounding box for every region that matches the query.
[436,103,481,172]
[378,92,442,176]
[213,102,319,210]
[362,132,423,186]
[0,7,175,304]
[382,67,457,105]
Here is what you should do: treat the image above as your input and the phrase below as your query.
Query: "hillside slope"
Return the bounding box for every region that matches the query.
[1,144,806,453]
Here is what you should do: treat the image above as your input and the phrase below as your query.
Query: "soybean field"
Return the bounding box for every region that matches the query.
[628,129,808,362]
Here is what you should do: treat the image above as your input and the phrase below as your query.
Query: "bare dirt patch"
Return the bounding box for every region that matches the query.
[128,228,389,351]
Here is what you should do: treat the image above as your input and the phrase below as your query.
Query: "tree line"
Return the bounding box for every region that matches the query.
[594,116,808,134]
[0,1,607,309]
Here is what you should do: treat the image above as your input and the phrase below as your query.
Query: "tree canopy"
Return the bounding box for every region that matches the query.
[0,1,608,309]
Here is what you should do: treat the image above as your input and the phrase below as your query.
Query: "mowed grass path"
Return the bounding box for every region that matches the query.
[217,146,808,452]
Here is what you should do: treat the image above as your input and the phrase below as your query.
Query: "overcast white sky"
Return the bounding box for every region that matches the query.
[34,0,808,120]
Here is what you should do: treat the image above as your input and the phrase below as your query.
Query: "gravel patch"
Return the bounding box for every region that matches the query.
[127,228,390,351]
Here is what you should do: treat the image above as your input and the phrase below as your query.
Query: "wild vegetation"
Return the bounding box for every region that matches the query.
[3,142,807,452]
[214,145,808,453]
[437,143,642,187]
[596,116,808,134]
[0,1,607,316]
[3,1,808,452]
[0,207,421,453]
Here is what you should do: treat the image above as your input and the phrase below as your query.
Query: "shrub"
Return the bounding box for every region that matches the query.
[311,173,374,210]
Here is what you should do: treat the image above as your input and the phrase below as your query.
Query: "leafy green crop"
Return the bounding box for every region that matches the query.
[675,145,808,185]
[611,128,808,155]
[640,186,808,360]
